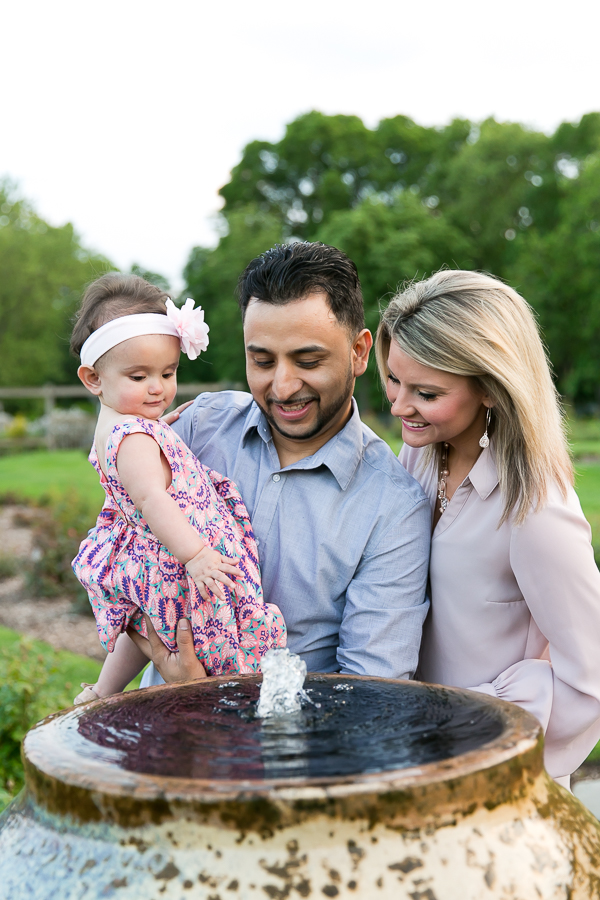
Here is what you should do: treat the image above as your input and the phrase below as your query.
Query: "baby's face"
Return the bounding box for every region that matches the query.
[95,334,181,419]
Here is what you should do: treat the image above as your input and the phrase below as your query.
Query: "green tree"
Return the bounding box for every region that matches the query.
[180,206,283,385]
[130,263,170,292]
[186,110,600,405]
[509,152,600,403]
[317,193,473,408]
[219,111,469,241]
[0,182,113,387]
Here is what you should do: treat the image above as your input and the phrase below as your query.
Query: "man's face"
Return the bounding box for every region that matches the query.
[244,292,367,445]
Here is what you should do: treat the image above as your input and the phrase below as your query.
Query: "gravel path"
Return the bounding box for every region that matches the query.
[0,506,106,661]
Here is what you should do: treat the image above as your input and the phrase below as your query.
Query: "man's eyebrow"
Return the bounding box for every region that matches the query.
[246,344,328,354]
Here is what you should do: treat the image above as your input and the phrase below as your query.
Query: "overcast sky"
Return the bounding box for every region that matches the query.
[2,0,599,289]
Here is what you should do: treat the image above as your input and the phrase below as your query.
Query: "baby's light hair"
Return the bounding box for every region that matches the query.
[71,273,170,360]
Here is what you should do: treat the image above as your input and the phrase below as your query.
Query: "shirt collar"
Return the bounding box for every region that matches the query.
[466,442,499,500]
[242,398,364,491]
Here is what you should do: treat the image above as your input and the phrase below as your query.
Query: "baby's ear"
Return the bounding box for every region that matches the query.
[78,365,102,396]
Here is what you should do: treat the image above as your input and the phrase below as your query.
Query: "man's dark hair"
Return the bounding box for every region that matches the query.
[237,242,365,334]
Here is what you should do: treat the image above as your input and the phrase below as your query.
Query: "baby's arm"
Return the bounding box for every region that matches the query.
[116,432,241,600]
[74,633,147,704]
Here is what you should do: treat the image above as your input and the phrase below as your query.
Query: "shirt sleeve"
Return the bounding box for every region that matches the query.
[475,490,600,778]
[336,496,431,679]
[170,393,210,449]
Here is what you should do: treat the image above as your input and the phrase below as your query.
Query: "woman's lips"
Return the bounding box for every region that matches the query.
[273,400,314,421]
[402,419,429,432]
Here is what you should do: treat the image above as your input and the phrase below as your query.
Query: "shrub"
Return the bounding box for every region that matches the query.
[0,636,72,811]
[25,491,96,610]
[0,554,18,580]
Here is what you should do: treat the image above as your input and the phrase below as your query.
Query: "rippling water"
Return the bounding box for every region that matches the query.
[75,677,504,782]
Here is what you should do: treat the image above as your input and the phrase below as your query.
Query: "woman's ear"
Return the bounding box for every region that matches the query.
[78,365,102,396]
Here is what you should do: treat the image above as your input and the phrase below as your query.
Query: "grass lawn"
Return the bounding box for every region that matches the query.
[0,449,103,508]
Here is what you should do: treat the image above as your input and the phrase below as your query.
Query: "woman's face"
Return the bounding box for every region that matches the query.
[386,341,490,451]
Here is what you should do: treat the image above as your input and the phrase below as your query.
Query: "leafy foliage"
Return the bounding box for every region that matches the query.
[0,636,73,809]
[0,180,114,388]
[25,491,97,608]
[183,110,600,406]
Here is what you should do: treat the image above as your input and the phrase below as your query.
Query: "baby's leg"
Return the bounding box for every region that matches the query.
[73,633,148,704]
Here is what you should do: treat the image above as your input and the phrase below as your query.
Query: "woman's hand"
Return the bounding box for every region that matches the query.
[161,399,193,426]
[185,546,242,601]
[127,615,207,683]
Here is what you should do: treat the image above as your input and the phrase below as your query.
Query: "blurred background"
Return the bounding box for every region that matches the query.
[2,0,600,808]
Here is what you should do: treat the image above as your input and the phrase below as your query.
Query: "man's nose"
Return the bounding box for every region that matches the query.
[272,364,303,400]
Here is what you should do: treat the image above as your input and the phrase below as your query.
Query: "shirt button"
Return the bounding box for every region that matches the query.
[272,474,281,482]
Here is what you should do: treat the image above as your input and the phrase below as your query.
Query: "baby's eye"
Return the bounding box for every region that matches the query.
[129,375,145,382]
[163,372,175,379]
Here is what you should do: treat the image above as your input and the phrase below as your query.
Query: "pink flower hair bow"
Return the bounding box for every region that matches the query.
[165,298,210,360]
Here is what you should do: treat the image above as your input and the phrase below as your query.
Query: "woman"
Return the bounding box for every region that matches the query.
[376,269,600,788]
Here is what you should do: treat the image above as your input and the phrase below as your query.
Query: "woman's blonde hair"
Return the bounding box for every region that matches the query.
[375,270,573,525]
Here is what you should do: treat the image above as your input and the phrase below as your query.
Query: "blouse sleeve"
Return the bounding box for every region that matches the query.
[477,488,600,779]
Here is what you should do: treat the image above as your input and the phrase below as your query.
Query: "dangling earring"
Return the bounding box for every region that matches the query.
[479,408,492,449]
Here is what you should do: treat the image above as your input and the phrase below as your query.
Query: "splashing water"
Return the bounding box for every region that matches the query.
[256,648,309,717]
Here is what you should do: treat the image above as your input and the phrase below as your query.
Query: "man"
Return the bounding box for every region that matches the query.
[133,242,430,683]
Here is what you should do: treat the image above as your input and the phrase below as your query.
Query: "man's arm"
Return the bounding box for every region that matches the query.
[336,497,430,679]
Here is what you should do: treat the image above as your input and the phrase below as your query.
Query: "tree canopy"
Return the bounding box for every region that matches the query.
[0,181,113,387]
[184,110,600,406]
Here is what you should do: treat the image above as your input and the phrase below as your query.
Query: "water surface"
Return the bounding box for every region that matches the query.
[76,677,504,782]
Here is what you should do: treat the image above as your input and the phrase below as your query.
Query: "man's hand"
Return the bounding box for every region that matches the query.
[127,615,207,684]
[161,400,193,426]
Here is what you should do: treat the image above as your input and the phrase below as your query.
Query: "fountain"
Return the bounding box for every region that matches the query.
[1,653,600,899]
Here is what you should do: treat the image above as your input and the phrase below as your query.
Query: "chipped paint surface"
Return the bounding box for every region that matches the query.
[1,676,600,898]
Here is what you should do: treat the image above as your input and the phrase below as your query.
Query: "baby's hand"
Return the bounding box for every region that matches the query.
[185,546,242,601]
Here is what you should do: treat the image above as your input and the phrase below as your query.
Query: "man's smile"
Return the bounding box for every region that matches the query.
[270,398,317,421]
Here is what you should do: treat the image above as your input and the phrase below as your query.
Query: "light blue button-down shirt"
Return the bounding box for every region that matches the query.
[144,391,430,680]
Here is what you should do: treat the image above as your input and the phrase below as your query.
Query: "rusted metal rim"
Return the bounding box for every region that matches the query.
[23,675,543,804]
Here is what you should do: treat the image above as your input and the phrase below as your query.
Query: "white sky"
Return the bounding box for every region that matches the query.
[2,0,599,290]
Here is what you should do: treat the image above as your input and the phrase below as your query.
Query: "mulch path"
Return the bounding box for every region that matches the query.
[0,505,106,661]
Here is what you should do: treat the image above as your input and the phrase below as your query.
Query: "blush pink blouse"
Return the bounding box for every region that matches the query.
[400,442,600,782]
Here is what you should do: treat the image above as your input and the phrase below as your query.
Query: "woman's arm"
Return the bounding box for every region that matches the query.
[509,488,600,778]
[116,432,241,599]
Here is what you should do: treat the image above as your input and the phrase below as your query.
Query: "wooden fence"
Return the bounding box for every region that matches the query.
[0,383,244,449]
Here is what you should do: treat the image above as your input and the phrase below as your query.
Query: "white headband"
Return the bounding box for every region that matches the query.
[80,299,209,367]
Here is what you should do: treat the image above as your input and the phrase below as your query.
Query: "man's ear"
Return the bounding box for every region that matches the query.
[78,365,102,396]
[351,329,373,378]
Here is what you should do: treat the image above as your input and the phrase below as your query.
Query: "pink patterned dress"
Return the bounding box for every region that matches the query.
[72,417,286,675]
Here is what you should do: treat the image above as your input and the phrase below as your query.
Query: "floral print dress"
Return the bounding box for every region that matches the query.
[72,417,286,675]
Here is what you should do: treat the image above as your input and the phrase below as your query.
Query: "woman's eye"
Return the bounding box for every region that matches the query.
[418,391,437,401]
[387,373,400,385]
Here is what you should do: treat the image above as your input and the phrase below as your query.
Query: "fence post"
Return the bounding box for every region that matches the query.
[43,387,55,450]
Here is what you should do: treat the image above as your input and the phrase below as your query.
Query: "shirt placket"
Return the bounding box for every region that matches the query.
[250,446,286,553]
